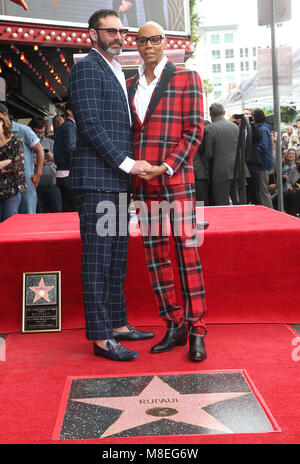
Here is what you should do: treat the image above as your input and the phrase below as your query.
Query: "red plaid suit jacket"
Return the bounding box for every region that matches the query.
[127,61,204,187]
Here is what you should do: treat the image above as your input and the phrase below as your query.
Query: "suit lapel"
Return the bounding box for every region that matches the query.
[128,60,176,127]
[128,74,140,126]
[90,49,129,118]
[144,61,176,125]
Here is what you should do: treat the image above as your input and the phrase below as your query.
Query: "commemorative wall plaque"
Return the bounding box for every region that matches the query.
[22,271,61,333]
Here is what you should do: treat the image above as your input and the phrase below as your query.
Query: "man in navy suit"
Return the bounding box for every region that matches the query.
[53,102,77,212]
[68,9,154,361]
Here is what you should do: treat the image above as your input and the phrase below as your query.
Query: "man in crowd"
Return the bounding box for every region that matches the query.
[67,9,154,362]
[193,120,211,206]
[202,103,239,205]
[128,21,207,361]
[52,114,65,139]
[53,103,77,212]
[252,109,273,209]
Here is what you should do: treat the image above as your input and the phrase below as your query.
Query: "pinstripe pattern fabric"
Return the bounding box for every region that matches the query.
[135,184,207,336]
[74,191,130,340]
[128,62,204,189]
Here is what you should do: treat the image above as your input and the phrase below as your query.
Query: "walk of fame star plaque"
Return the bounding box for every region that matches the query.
[53,370,280,440]
[22,271,61,333]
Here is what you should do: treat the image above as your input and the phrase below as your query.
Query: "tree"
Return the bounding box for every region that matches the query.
[190,0,202,46]
[262,106,298,124]
[280,106,297,124]
[202,79,214,119]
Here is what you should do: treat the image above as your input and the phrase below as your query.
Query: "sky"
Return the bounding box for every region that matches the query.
[196,0,300,45]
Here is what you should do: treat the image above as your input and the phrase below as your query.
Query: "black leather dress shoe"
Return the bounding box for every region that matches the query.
[151,321,188,354]
[112,324,154,341]
[93,339,139,361]
[189,335,207,362]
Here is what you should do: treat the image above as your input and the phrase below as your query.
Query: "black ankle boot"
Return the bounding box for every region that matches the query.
[189,334,207,362]
[151,321,188,354]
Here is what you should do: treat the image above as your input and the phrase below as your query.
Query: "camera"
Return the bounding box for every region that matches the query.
[233,114,253,123]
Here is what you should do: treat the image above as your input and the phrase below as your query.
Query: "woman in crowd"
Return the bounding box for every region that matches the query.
[0,113,26,222]
[288,133,300,150]
[284,160,300,217]
[282,148,297,191]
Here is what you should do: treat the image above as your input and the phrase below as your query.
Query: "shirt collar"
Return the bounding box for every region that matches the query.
[92,47,122,73]
[138,55,168,79]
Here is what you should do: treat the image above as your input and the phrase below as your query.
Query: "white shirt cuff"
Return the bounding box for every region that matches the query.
[163,162,174,176]
[119,157,136,174]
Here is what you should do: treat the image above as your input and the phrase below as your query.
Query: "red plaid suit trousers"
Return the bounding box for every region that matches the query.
[134,183,207,336]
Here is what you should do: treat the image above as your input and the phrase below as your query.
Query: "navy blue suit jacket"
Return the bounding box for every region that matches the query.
[67,49,133,192]
[53,118,77,171]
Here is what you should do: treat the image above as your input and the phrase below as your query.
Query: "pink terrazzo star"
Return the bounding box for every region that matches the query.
[29,277,54,303]
[72,375,249,438]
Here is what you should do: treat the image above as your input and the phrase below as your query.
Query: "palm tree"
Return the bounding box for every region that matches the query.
[202,79,214,120]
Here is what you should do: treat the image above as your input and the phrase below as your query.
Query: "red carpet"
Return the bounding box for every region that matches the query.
[1,205,300,334]
[1,323,300,444]
[1,206,300,445]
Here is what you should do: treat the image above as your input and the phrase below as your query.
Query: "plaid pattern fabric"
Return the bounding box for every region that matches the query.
[74,191,130,340]
[134,184,207,336]
[67,49,134,192]
[130,62,206,336]
[128,63,204,188]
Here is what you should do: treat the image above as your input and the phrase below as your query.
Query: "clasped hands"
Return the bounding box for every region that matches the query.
[130,160,167,181]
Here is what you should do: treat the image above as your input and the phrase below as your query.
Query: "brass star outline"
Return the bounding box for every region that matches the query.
[29,277,55,303]
[72,375,250,437]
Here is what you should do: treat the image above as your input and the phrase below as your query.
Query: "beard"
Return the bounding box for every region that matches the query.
[97,37,123,56]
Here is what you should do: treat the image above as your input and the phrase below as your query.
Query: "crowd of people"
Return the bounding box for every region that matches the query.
[274,123,300,216]
[0,102,77,222]
[193,104,300,217]
[3,99,300,222]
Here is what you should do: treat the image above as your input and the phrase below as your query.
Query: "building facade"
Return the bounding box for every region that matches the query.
[189,0,292,115]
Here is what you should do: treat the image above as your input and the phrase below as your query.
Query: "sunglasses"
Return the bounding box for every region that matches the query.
[136,35,165,46]
[93,28,128,37]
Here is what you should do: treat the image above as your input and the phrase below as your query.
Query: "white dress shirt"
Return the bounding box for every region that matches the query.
[134,55,168,124]
[92,48,135,174]
[134,55,173,176]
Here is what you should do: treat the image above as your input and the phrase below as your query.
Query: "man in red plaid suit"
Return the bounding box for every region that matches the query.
[128,21,207,361]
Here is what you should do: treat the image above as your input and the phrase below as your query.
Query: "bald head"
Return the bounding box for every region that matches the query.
[138,21,164,37]
[136,21,166,70]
